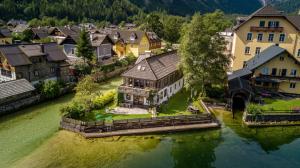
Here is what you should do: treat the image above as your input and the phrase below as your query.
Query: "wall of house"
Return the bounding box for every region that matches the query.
[138,35,150,55]
[155,78,184,105]
[0,37,12,45]
[63,44,76,57]
[253,52,300,94]
[232,16,300,71]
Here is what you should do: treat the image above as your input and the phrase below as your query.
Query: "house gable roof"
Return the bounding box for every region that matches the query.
[0,29,12,38]
[234,5,300,31]
[0,43,67,66]
[31,27,50,39]
[228,45,290,81]
[109,30,146,45]
[122,51,179,81]
[0,79,35,100]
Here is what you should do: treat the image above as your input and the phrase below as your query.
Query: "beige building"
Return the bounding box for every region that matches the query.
[231,5,300,71]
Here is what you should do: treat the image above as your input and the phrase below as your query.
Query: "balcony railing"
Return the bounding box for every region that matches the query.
[250,26,284,32]
[258,74,300,81]
[118,85,157,97]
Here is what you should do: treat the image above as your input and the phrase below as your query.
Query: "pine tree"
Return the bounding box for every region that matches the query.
[76,30,93,64]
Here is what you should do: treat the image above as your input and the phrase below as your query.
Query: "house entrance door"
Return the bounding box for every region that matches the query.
[133,96,144,105]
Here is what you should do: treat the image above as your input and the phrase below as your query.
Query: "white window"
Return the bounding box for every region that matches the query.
[246,33,252,41]
[245,47,250,54]
[279,34,285,42]
[255,47,261,55]
[71,48,75,54]
[257,33,263,42]
[268,34,274,42]
[291,69,297,76]
[290,83,296,89]
[261,67,269,75]
[34,70,39,77]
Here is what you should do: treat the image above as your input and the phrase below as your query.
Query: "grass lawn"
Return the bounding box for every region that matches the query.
[262,98,300,112]
[85,89,206,121]
[158,89,197,117]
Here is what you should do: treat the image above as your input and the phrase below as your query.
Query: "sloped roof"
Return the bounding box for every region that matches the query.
[91,34,112,47]
[0,45,32,66]
[246,45,286,70]
[286,16,300,31]
[122,51,179,80]
[0,79,35,100]
[146,32,161,43]
[19,45,46,57]
[43,43,68,61]
[13,24,29,33]
[252,5,284,17]
[31,27,50,39]
[234,5,300,31]
[0,43,67,66]
[109,30,146,45]
[228,45,288,81]
[0,28,12,38]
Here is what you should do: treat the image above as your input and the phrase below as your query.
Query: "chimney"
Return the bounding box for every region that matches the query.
[40,44,45,53]
[145,50,152,58]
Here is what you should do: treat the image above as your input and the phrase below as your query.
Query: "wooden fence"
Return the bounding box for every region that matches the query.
[60,114,215,134]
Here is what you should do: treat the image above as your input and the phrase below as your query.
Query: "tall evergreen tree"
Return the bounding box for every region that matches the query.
[179,11,231,97]
[76,30,93,64]
[144,13,164,38]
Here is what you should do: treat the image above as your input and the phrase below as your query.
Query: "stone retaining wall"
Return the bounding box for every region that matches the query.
[0,95,41,116]
[60,114,218,136]
[244,112,300,123]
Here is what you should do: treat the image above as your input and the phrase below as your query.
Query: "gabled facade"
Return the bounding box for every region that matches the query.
[118,51,184,107]
[232,5,300,71]
[229,45,300,95]
[91,34,114,63]
[0,43,70,84]
[0,29,12,45]
[110,30,150,57]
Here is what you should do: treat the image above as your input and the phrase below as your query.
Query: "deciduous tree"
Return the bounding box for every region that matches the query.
[180,11,231,97]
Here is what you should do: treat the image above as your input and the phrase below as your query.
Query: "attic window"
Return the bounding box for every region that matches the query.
[130,33,137,41]
[137,65,146,71]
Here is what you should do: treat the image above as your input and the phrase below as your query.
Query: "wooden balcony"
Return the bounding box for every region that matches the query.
[250,26,284,32]
[258,74,300,81]
[118,85,156,97]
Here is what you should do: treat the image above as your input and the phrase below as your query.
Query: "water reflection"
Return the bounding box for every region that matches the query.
[214,109,300,152]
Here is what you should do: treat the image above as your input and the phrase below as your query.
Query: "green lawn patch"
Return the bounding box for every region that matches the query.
[261,98,300,112]
[158,89,196,116]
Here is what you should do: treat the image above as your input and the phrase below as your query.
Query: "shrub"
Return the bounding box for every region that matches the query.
[40,80,61,99]
[125,53,137,64]
[92,90,117,109]
[246,104,263,115]
[205,85,226,99]
[60,101,86,119]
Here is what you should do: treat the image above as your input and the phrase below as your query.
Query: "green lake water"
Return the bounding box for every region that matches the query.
[1,93,300,168]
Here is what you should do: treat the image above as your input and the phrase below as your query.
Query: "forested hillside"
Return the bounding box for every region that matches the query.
[0,0,141,23]
[0,0,298,24]
[129,0,263,15]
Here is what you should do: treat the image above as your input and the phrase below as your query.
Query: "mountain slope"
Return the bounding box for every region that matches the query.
[129,0,263,15]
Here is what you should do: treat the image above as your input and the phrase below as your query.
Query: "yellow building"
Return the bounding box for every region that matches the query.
[109,30,155,57]
[229,45,300,95]
[0,29,12,45]
[232,5,300,71]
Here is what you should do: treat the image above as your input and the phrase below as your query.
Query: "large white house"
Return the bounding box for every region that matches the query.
[118,51,184,107]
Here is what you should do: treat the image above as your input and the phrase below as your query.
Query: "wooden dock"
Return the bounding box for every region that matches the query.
[83,122,220,138]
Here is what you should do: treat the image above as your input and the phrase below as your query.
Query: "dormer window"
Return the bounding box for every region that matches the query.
[114,32,120,40]
[130,33,137,41]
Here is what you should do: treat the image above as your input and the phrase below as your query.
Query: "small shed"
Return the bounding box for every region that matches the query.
[0,79,36,105]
